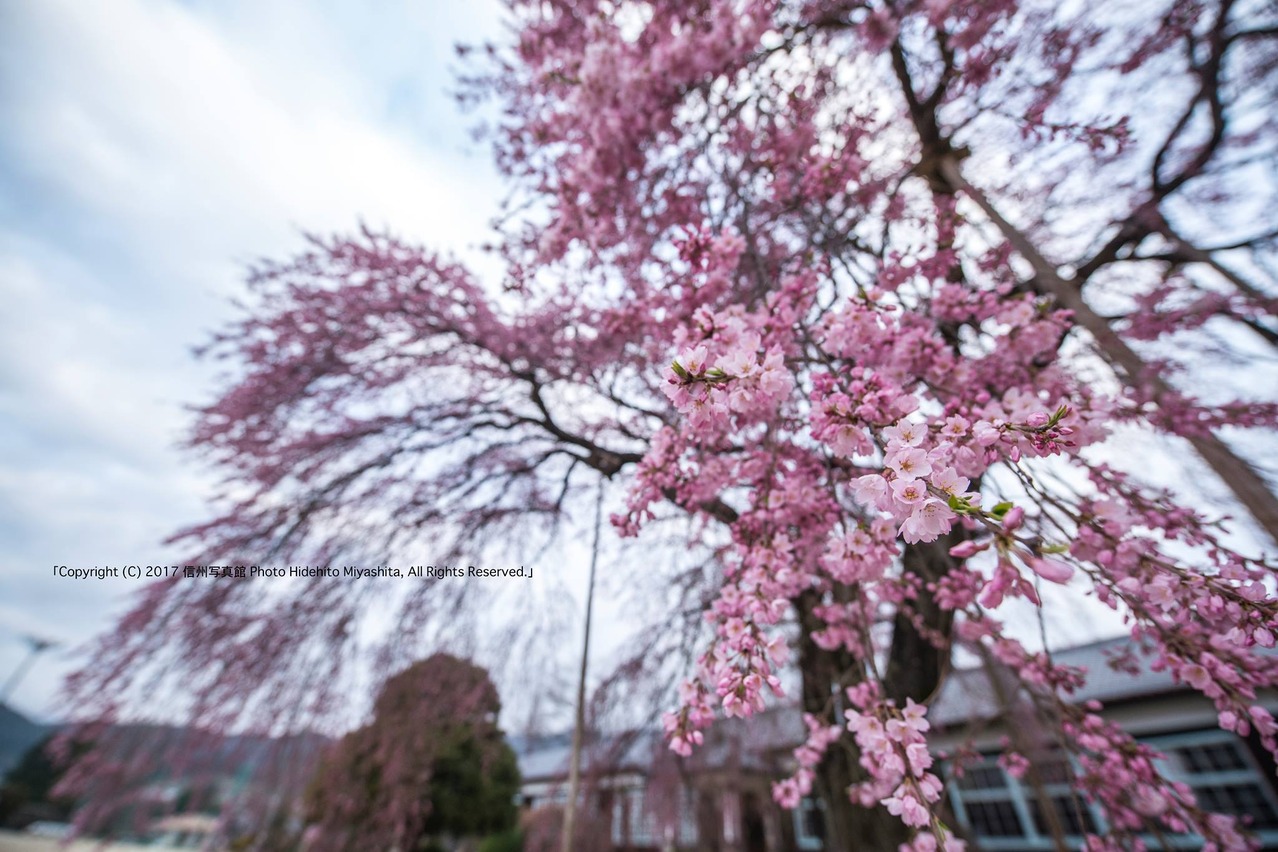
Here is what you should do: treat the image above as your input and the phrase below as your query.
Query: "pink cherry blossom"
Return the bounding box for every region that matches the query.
[887,447,933,481]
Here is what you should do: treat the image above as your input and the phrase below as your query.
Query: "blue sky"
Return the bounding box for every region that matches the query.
[0,0,506,721]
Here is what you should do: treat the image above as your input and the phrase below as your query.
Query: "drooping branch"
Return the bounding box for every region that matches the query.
[937,154,1278,543]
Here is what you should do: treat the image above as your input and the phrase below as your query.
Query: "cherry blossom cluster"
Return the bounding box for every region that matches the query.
[819,516,900,587]
[662,292,801,430]
[898,831,968,852]
[1067,709,1252,850]
[506,1,777,260]
[662,679,716,758]
[843,690,944,830]
[664,337,791,429]
[644,269,1276,848]
[772,714,843,809]
[1124,282,1278,348]
[946,625,1266,849]
[640,220,1278,846]
[848,426,970,545]
[662,539,797,753]
[1057,477,1278,760]
[665,483,834,750]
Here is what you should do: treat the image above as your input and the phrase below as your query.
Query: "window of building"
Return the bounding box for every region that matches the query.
[632,790,657,845]
[1196,784,1278,830]
[948,757,1031,843]
[678,786,698,846]
[611,787,657,846]
[965,799,1024,837]
[1148,730,1278,834]
[794,796,826,851]
[947,730,1278,849]
[1176,741,1248,774]
[947,753,1098,848]
[957,764,1006,790]
[1028,794,1096,836]
[722,790,740,844]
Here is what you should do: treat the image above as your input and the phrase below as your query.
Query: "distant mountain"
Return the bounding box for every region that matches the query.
[0,703,49,776]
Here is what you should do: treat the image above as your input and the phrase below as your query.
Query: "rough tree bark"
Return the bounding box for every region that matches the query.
[791,523,965,851]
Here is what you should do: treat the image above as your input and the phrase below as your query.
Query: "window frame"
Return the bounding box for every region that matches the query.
[1143,728,1278,839]
[946,728,1278,850]
[793,795,826,851]
[946,752,1104,850]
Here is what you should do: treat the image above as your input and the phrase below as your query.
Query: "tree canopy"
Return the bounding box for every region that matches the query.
[60,0,1278,849]
[304,654,519,852]
[0,735,74,829]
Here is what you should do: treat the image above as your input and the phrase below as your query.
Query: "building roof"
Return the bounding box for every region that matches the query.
[516,707,805,784]
[929,633,1180,728]
[931,632,1278,728]
[518,633,1275,783]
[517,731,654,783]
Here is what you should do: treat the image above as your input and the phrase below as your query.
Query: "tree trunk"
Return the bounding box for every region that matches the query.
[883,531,960,708]
[793,527,962,850]
[795,589,908,852]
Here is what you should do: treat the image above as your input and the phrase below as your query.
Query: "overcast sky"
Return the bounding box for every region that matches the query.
[0,0,507,722]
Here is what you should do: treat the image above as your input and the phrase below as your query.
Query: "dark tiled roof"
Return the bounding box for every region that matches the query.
[516,706,805,782]
[929,633,1175,728]
[519,633,1276,779]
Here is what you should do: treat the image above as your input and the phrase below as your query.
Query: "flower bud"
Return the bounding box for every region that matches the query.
[948,539,986,559]
[1002,506,1025,531]
[1026,556,1074,584]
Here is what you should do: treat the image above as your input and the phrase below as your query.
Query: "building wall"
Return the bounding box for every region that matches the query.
[934,693,1278,851]
[518,688,1278,851]
[519,768,801,851]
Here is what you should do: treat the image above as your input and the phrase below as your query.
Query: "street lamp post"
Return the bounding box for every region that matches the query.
[1,634,57,707]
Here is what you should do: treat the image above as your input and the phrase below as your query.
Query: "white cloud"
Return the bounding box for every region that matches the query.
[3,0,504,270]
[0,0,506,720]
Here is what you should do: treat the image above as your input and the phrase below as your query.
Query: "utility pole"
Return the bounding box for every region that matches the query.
[561,487,603,852]
[1,634,58,707]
